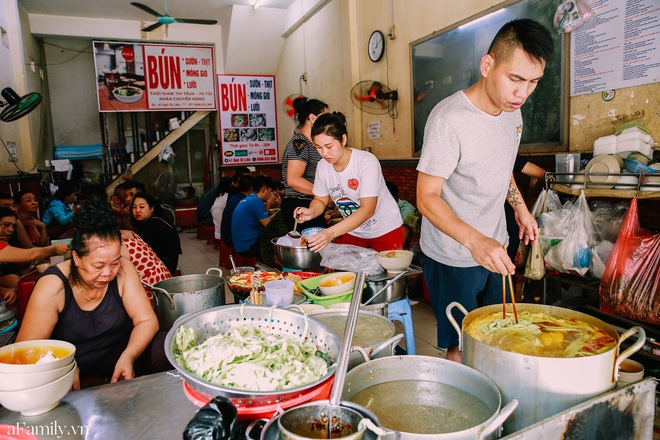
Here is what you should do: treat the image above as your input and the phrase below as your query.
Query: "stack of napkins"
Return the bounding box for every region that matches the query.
[593,128,655,159]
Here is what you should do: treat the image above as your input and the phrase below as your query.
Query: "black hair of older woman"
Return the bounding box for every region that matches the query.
[310,111,348,141]
[12,190,35,205]
[293,97,329,129]
[69,198,121,287]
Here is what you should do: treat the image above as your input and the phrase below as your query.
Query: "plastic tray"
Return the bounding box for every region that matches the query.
[623,158,658,175]
[298,274,356,306]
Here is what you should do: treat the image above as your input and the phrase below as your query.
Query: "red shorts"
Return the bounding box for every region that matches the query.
[334,226,404,252]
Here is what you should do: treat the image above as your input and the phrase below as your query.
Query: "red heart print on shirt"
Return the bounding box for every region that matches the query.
[348,178,359,190]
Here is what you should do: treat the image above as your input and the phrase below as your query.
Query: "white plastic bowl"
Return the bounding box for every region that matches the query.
[0,359,75,391]
[264,280,295,306]
[318,272,356,296]
[0,362,75,415]
[0,339,76,374]
[377,250,414,273]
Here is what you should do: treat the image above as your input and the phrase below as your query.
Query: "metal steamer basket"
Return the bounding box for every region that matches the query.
[165,305,342,405]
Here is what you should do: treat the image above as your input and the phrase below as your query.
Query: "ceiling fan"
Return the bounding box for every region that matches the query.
[131,0,218,32]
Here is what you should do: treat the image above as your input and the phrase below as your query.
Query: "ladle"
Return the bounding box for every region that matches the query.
[278,272,389,440]
[362,269,409,306]
[229,254,237,272]
[288,218,301,239]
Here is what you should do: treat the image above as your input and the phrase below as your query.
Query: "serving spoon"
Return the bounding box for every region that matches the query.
[287,217,301,239]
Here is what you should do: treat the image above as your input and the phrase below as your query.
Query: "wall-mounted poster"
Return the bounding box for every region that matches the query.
[93,41,216,112]
[218,74,279,165]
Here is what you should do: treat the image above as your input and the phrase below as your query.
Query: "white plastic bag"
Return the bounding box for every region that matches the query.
[545,191,594,276]
[319,244,383,276]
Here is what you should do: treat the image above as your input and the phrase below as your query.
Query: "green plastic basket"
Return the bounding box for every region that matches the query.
[298,274,359,306]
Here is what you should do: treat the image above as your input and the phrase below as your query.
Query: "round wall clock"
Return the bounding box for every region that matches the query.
[368,30,385,62]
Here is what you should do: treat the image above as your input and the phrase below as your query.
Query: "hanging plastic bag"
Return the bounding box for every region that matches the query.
[599,198,660,324]
[553,0,595,33]
[516,189,548,269]
[159,142,175,164]
[545,191,593,276]
[524,241,545,280]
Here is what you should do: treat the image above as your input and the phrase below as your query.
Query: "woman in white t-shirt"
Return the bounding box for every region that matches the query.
[296,112,403,252]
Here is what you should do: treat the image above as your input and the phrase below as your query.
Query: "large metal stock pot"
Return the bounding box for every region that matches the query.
[308,309,403,370]
[342,356,518,439]
[447,302,646,434]
[150,268,225,331]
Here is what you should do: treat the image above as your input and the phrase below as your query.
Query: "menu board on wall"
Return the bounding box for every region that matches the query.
[570,0,660,96]
[93,41,216,112]
[218,74,279,165]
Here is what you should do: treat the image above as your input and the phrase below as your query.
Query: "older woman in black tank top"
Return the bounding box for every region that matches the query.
[17,201,170,389]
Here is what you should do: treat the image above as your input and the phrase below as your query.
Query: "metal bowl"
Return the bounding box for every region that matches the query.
[272,237,322,270]
[165,304,342,402]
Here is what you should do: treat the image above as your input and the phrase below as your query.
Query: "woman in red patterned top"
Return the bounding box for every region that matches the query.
[120,230,171,302]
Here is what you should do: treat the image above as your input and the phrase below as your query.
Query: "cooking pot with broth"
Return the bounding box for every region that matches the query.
[447,302,646,434]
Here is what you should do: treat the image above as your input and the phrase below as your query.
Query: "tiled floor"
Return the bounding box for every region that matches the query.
[177,229,445,358]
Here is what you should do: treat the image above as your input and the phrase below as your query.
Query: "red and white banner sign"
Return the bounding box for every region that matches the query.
[93,41,216,112]
[218,74,279,165]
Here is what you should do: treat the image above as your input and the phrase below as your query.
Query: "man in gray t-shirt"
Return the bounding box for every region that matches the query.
[416,19,554,362]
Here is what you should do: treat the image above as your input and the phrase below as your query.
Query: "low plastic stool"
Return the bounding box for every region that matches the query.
[387,296,416,355]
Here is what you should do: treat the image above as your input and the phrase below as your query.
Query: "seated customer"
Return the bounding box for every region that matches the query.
[231,175,278,259]
[131,193,181,275]
[120,230,171,292]
[121,180,146,231]
[14,191,49,248]
[17,201,170,390]
[220,174,253,248]
[42,181,80,240]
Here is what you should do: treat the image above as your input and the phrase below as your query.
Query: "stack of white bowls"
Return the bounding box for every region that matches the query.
[0,339,76,415]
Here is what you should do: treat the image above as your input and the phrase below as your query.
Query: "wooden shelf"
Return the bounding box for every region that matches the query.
[549,183,660,199]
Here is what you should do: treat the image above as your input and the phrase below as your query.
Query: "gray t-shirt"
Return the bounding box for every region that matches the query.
[417,91,522,267]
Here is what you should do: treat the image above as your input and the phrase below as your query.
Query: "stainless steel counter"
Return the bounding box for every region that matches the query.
[0,370,655,439]
[0,370,199,439]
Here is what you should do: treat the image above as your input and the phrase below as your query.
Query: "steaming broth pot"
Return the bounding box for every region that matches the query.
[464,310,617,358]
[349,380,492,434]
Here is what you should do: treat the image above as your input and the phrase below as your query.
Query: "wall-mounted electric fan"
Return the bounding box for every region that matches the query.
[350,81,398,116]
[282,94,306,120]
[0,87,42,122]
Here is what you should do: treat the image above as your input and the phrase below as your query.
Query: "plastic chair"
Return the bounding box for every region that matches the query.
[387,297,416,355]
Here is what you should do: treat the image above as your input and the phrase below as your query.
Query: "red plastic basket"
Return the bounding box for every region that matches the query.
[183,376,334,420]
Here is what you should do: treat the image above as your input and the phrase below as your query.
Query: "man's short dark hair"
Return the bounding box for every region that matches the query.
[237,174,254,193]
[252,175,275,193]
[488,18,554,66]
[0,193,13,201]
[123,180,146,193]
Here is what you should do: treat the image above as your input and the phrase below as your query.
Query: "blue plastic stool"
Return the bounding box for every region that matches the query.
[387,297,416,355]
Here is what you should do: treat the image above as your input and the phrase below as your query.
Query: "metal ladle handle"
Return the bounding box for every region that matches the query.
[362,269,409,306]
[329,271,366,406]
